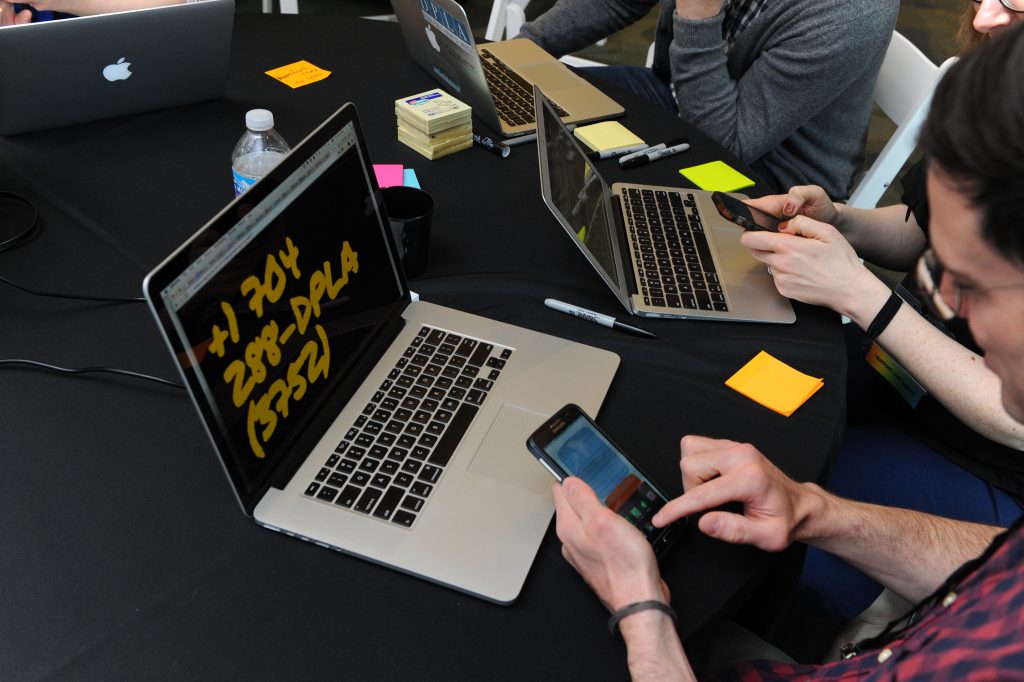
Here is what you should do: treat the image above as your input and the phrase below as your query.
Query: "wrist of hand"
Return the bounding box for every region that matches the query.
[839,273,891,326]
[791,482,835,545]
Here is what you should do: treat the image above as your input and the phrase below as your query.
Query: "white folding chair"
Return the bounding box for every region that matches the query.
[847,32,956,209]
[485,0,529,42]
[262,0,299,13]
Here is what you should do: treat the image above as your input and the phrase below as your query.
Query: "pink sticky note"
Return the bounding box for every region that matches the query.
[373,164,404,188]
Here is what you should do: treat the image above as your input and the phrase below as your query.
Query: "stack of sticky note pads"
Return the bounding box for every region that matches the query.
[395,88,473,160]
[572,121,645,154]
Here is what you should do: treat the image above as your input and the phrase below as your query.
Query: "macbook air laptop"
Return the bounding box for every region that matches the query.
[535,87,795,324]
[0,0,234,136]
[143,103,620,604]
[390,0,623,139]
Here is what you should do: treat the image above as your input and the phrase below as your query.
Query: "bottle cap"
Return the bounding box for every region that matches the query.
[245,109,275,132]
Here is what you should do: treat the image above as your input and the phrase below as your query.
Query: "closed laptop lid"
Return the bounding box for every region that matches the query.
[144,104,412,515]
[0,0,234,136]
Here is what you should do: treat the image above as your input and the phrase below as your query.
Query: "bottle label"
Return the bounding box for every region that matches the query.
[232,167,257,196]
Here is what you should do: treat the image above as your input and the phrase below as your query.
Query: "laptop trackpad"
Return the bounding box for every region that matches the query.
[466,404,551,494]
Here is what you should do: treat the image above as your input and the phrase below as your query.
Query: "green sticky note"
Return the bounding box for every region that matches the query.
[679,161,755,192]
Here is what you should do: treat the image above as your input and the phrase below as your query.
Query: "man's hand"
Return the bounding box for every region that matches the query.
[653,436,820,552]
[0,1,33,25]
[553,477,669,612]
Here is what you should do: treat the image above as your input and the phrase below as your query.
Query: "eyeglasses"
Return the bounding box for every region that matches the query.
[972,0,1024,14]
[915,248,1024,321]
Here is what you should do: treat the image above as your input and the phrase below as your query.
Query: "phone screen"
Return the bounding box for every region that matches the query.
[540,412,669,540]
[712,192,781,232]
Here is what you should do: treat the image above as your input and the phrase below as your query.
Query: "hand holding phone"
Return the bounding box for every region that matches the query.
[712,191,782,232]
[527,404,684,556]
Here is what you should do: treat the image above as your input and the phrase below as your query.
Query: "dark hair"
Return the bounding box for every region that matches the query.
[920,21,1024,264]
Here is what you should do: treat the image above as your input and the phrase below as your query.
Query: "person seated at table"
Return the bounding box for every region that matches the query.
[738,0,1024,636]
[0,0,190,24]
[515,0,897,200]
[552,24,1024,678]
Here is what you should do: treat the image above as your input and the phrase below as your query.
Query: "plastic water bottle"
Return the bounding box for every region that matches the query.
[231,109,291,196]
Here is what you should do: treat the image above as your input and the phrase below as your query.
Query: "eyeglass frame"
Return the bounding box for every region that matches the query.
[915,247,1024,321]
[972,0,1024,14]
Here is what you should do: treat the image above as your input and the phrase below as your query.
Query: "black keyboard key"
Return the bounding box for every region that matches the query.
[410,481,433,498]
[401,495,424,513]
[337,458,357,473]
[336,485,360,508]
[304,482,320,496]
[411,446,430,461]
[326,453,340,468]
[418,433,438,448]
[380,460,399,475]
[387,447,408,461]
[316,486,339,503]
[468,343,493,367]
[402,460,422,475]
[392,510,416,528]
[398,434,416,448]
[500,348,512,359]
[359,458,380,473]
[352,471,370,486]
[335,440,350,455]
[465,389,486,406]
[428,402,478,466]
[377,433,396,447]
[426,421,445,436]
[315,467,330,482]
[347,446,366,460]
[372,473,392,488]
[396,472,414,487]
[419,465,442,484]
[373,486,406,521]
[370,445,389,459]
[328,472,348,487]
[354,487,382,514]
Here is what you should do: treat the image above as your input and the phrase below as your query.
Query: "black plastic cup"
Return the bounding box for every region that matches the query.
[380,186,434,279]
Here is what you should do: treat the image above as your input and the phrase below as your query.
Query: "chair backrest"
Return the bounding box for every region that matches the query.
[847,31,955,209]
[485,0,528,42]
[262,0,299,13]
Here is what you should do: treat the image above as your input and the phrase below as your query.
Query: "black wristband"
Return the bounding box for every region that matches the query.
[862,291,903,351]
[607,600,677,636]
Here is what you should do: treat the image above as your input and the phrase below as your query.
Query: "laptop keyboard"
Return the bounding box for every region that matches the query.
[479,48,569,126]
[303,325,513,529]
[622,188,729,312]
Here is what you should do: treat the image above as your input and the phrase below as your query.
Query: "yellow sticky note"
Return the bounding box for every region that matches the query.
[265,60,332,89]
[725,351,824,417]
[573,121,644,152]
[679,160,755,192]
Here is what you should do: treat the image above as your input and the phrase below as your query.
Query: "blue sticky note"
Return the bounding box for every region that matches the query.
[403,168,421,189]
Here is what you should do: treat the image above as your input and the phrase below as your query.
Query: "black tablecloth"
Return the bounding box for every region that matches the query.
[0,14,845,680]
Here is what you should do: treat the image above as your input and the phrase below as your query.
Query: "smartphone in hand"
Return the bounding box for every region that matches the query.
[527,404,684,556]
[712,191,782,232]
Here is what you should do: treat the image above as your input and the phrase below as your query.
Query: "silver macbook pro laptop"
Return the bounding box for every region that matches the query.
[535,87,795,324]
[390,0,623,139]
[143,103,620,604]
[0,0,234,136]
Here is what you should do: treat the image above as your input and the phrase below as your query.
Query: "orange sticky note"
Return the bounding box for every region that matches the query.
[265,60,332,89]
[725,351,824,417]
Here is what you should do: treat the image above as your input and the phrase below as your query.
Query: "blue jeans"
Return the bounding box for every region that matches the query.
[577,65,678,115]
[799,422,1024,623]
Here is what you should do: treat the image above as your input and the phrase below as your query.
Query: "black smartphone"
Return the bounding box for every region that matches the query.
[527,404,684,556]
[711,191,781,232]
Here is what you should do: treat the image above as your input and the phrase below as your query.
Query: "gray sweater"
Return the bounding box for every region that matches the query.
[519,0,898,198]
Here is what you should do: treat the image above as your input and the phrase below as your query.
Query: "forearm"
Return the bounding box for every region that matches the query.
[30,0,183,14]
[619,611,696,681]
[833,203,927,270]
[800,483,1001,601]
[844,286,1024,449]
[516,0,654,58]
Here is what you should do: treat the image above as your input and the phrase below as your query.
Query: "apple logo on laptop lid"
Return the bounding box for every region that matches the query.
[102,58,132,82]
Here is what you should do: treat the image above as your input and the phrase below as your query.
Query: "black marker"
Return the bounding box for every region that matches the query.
[473,133,510,158]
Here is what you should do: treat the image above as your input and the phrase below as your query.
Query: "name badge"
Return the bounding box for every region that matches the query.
[865,342,927,408]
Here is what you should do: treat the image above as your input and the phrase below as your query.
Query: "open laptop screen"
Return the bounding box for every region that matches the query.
[536,90,628,302]
[151,108,405,505]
